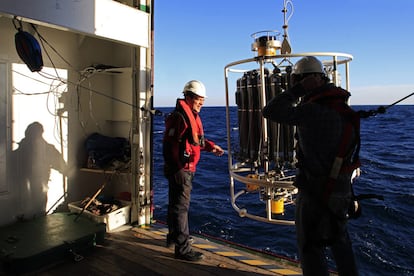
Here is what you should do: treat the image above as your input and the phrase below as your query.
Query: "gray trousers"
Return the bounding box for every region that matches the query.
[167,169,194,255]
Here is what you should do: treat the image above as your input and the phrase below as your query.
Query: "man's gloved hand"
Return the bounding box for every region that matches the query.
[212,145,225,156]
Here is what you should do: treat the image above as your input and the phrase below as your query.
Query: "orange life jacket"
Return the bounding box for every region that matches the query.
[163,99,214,173]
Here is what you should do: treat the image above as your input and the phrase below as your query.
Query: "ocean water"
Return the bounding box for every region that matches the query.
[152,105,414,276]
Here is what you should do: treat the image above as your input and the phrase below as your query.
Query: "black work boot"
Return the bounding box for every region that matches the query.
[174,249,203,261]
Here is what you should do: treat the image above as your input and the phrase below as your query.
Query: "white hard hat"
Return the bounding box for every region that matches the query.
[183,80,207,98]
[292,56,325,75]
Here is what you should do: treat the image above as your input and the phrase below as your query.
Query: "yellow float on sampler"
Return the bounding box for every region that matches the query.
[271,197,284,215]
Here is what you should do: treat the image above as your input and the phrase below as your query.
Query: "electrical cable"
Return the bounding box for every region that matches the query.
[358,92,414,118]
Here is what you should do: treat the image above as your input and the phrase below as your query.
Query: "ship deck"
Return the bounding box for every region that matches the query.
[13,221,305,276]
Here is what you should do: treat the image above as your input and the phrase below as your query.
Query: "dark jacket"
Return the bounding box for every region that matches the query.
[263,82,359,198]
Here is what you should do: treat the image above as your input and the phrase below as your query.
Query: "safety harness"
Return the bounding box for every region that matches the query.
[295,87,359,197]
[307,88,361,202]
[304,86,383,218]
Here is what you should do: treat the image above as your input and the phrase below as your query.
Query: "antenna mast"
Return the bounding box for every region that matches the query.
[281,0,293,54]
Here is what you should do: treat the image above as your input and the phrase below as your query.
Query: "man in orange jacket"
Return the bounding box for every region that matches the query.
[163,80,224,261]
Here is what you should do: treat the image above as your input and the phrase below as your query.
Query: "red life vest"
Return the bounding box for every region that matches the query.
[176,99,205,147]
[163,99,214,173]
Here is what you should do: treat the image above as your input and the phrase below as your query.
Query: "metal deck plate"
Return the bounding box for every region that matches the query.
[0,212,106,273]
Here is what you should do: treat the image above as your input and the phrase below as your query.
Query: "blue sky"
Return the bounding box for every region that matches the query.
[153,0,414,107]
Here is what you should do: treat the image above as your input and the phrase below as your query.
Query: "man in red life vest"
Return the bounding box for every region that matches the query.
[163,80,224,261]
[263,56,360,275]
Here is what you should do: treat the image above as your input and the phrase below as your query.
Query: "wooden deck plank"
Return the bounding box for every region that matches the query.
[9,224,303,276]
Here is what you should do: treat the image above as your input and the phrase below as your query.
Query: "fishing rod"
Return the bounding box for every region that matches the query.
[358,92,414,118]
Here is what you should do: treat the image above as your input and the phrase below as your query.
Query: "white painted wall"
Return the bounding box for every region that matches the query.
[0,14,137,225]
